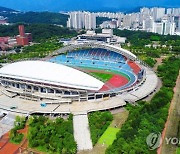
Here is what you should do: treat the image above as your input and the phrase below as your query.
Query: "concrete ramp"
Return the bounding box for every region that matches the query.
[73,113,93,151]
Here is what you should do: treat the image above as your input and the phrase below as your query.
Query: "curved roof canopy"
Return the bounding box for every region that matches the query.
[55,42,137,60]
[0,61,104,91]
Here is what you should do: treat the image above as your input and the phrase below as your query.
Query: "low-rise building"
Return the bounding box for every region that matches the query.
[0,16,8,25]
[77,29,126,44]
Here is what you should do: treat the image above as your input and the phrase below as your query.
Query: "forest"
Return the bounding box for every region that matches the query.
[113,29,180,67]
[0,40,63,63]
[28,115,77,153]
[106,56,180,154]
[10,116,26,144]
[1,11,69,26]
[0,23,78,63]
[88,111,113,145]
[0,24,77,42]
[114,29,180,47]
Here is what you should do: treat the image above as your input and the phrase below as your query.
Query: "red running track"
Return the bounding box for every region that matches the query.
[128,60,141,74]
[99,74,129,91]
[0,132,19,154]
[0,126,28,154]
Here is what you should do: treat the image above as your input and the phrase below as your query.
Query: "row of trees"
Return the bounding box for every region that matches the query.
[0,24,78,63]
[10,116,26,144]
[114,29,180,46]
[10,129,24,144]
[106,56,180,153]
[171,40,180,53]
[144,57,157,67]
[28,115,77,153]
[88,111,113,145]
[0,40,63,63]
[114,29,180,67]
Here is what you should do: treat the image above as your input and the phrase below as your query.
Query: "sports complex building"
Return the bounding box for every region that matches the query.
[0,42,158,113]
[0,42,159,150]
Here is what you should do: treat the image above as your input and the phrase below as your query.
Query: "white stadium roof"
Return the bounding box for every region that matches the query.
[104,44,137,59]
[0,61,104,91]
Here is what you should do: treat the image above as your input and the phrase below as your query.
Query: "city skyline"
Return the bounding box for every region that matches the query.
[66,7,180,35]
[0,0,180,12]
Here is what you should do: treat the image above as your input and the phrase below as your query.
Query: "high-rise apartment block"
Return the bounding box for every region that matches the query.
[67,11,96,30]
[143,17,154,32]
[67,7,180,36]
[174,16,180,32]
[151,7,165,21]
[152,21,175,35]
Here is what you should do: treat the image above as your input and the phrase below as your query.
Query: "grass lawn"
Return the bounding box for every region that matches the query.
[79,66,130,81]
[90,72,113,82]
[176,147,180,154]
[110,110,129,128]
[80,110,129,154]
[98,127,120,147]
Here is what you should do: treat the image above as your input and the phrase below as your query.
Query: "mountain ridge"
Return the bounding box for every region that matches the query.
[0,6,17,12]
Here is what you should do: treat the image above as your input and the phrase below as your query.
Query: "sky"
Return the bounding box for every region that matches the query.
[0,0,180,12]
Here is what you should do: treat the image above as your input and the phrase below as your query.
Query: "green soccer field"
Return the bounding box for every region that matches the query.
[98,127,120,146]
[90,72,113,82]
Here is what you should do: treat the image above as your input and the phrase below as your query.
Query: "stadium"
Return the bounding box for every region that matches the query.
[0,42,158,107]
[0,42,159,150]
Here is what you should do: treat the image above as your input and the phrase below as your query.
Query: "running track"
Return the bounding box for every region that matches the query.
[100,75,129,92]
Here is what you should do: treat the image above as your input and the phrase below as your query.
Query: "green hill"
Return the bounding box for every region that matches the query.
[0,24,77,42]
[7,11,69,27]
[0,6,16,12]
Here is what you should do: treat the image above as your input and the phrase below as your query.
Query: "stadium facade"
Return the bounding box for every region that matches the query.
[0,43,156,103]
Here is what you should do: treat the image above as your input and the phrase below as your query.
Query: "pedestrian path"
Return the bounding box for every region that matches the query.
[73,113,93,151]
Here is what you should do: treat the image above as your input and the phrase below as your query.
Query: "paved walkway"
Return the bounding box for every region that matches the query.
[119,67,158,102]
[0,91,126,114]
[0,114,16,138]
[73,113,93,151]
[144,57,165,102]
[152,57,164,72]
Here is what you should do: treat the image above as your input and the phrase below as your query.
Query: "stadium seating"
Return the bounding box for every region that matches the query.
[49,48,138,91]
[64,48,126,62]
[127,60,141,74]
